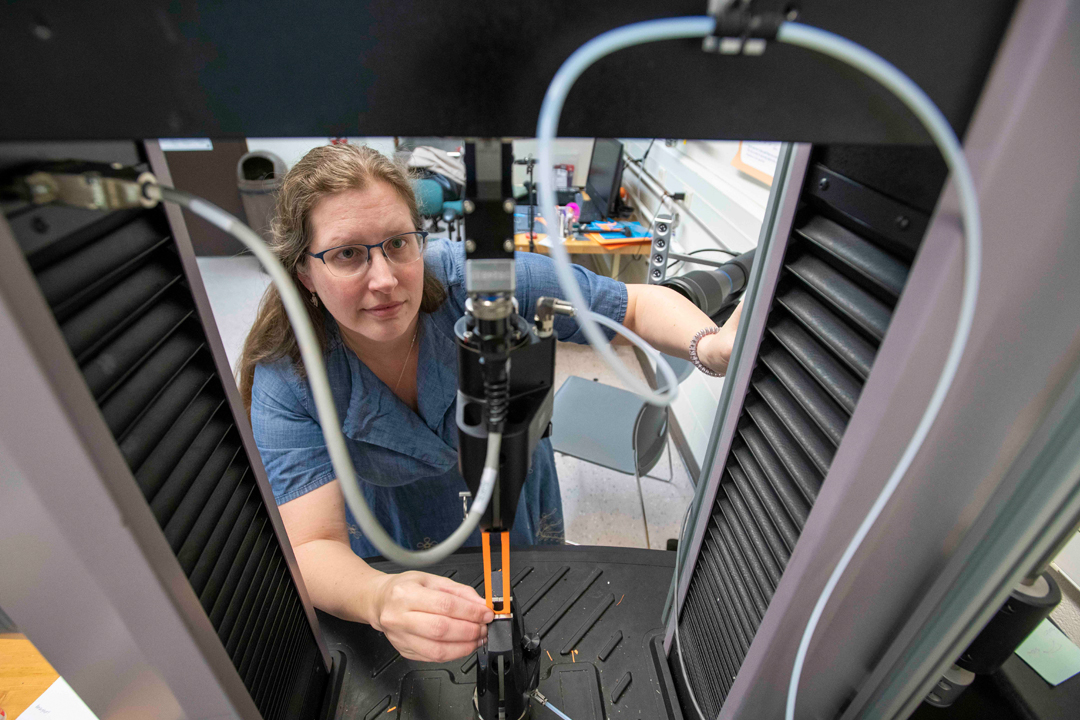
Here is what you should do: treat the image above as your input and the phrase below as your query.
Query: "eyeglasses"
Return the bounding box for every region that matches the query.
[307,231,428,278]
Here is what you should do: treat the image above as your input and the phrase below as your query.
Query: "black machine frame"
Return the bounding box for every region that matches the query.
[7,1,1080,720]
[0,1,1015,144]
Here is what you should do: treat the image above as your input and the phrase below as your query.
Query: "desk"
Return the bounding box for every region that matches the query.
[513,234,650,278]
[0,634,59,718]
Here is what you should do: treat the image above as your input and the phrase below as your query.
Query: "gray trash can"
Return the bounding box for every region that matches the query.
[237,151,286,243]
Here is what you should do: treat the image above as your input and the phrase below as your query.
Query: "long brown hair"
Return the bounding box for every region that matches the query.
[237,143,446,413]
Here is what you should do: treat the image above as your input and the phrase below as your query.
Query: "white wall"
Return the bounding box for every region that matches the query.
[621,138,779,474]
[510,138,594,192]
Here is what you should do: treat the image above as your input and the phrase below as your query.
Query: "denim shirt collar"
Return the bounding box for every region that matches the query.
[326,313,459,473]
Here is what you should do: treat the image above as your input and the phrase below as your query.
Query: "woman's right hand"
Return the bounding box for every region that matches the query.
[370,571,495,662]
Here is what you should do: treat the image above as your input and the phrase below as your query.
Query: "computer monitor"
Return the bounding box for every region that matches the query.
[582,139,625,222]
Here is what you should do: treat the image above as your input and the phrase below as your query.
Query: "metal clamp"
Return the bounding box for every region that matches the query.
[702,1,785,56]
[12,162,158,210]
[469,295,516,321]
[534,297,576,337]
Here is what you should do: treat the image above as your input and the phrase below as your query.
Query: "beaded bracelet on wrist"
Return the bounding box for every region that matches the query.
[689,326,722,377]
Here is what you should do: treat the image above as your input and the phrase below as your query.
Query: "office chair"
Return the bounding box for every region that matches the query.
[550,354,694,547]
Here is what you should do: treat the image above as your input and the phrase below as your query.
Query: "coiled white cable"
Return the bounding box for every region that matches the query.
[147,185,502,568]
[776,22,981,720]
[540,701,575,720]
[587,311,681,395]
[535,17,718,407]
[533,15,981,720]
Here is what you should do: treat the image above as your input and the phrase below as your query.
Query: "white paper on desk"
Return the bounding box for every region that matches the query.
[16,677,98,720]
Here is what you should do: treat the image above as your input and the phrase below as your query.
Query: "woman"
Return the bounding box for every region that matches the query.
[240,144,742,664]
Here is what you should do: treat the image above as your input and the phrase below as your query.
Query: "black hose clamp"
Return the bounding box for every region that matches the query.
[703,2,785,55]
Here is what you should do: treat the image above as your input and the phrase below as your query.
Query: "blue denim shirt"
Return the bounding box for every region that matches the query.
[251,239,628,559]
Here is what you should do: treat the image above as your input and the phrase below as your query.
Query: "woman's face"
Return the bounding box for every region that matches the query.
[299,183,423,347]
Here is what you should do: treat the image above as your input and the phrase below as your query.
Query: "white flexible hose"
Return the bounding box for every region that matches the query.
[534,15,981,720]
[536,17,718,407]
[541,701,575,720]
[149,185,502,568]
[776,22,981,720]
[587,311,681,393]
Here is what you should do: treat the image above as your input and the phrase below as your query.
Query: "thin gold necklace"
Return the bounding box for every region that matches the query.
[393,325,419,393]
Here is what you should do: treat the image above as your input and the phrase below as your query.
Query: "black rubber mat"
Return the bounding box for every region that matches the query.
[319,545,685,720]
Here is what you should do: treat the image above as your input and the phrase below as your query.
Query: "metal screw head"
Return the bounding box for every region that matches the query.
[656,222,669,234]
[521,633,541,657]
[654,254,664,265]
[463,199,475,214]
[503,199,516,214]
[818,177,830,190]
[895,215,910,230]
[503,238,514,253]
[465,239,476,253]
[652,269,662,280]
[654,238,666,249]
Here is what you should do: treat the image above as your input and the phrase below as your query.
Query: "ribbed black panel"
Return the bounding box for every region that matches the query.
[726,466,790,569]
[768,317,861,414]
[61,256,184,362]
[16,202,326,719]
[678,149,938,717]
[795,215,909,301]
[732,443,800,552]
[786,255,891,341]
[776,287,875,379]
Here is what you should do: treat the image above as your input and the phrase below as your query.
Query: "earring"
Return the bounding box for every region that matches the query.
[310,292,319,308]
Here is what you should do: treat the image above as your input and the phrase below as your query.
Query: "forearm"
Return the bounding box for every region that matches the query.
[621,284,715,359]
[292,538,386,626]
[620,283,741,376]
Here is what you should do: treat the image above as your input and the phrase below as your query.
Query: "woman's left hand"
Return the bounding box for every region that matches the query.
[695,301,744,376]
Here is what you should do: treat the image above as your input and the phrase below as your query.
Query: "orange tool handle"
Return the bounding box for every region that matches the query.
[481,531,494,611]
[481,531,513,616]
[499,531,511,616]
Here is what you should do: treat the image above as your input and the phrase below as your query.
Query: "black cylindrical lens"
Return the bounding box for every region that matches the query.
[661,248,755,317]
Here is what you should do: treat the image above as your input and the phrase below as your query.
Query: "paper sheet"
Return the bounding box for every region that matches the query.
[16,677,98,720]
[1015,618,1080,686]
[731,141,781,185]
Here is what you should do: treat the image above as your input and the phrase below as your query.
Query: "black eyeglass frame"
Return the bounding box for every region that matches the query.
[306,231,429,270]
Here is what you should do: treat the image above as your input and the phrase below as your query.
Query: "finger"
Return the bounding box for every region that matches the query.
[407,585,495,624]
[401,611,488,643]
[398,637,483,664]
[425,575,488,605]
